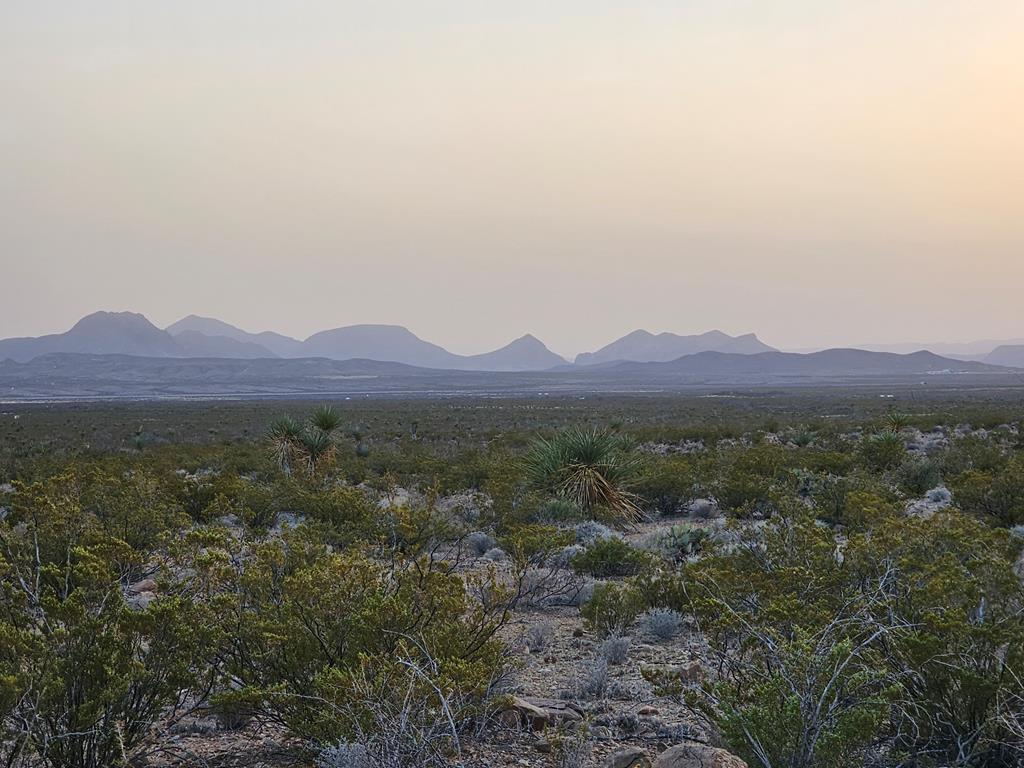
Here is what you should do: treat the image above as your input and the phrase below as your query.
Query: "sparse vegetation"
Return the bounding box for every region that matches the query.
[2,393,1024,767]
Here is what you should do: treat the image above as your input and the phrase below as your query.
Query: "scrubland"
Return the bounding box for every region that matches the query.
[2,392,1024,768]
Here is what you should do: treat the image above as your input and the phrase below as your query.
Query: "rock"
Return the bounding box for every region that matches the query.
[216,513,243,529]
[128,578,158,594]
[272,512,303,528]
[127,591,157,611]
[606,746,651,768]
[498,696,584,731]
[534,739,553,753]
[653,744,747,768]
[640,662,704,688]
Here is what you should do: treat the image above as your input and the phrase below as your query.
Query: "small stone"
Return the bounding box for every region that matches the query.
[535,739,553,753]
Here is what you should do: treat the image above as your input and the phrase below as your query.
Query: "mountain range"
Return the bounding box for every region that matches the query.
[0,346,1015,401]
[1,313,1021,392]
[0,312,777,371]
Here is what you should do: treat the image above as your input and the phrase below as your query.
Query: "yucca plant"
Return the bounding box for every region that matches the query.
[523,427,644,525]
[268,415,305,475]
[300,429,336,475]
[267,406,341,476]
[886,412,912,432]
[310,404,343,434]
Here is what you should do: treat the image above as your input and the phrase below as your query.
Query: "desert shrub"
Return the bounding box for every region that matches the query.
[598,633,631,665]
[940,434,1009,476]
[546,544,584,570]
[316,743,370,768]
[0,473,219,768]
[466,531,497,556]
[574,520,619,545]
[483,548,507,565]
[896,456,942,496]
[282,482,378,544]
[685,502,1024,768]
[644,608,683,640]
[310,655,478,768]
[949,458,1024,527]
[846,511,1024,765]
[79,467,189,553]
[501,524,575,566]
[580,582,643,636]
[553,725,593,768]
[635,456,701,516]
[198,543,508,746]
[711,445,792,515]
[567,657,609,701]
[571,537,650,578]
[524,621,555,654]
[536,498,586,523]
[858,431,906,471]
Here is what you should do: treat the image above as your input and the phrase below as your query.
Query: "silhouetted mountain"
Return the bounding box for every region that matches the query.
[0,312,182,362]
[986,345,1024,368]
[576,329,775,365]
[172,330,277,359]
[612,348,1009,376]
[166,315,301,357]
[835,338,1024,357]
[300,324,459,367]
[459,334,566,371]
[164,317,564,370]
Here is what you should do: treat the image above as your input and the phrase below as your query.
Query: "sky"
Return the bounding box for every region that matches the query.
[1,1,1022,358]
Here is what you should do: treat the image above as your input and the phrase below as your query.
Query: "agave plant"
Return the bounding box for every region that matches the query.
[523,426,644,525]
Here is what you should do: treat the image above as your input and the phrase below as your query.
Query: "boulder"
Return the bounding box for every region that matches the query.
[497,696,583,731]
[605,746,652,768]
[128,578,158,595]
[653,744,747,768]
[126,591,157,611]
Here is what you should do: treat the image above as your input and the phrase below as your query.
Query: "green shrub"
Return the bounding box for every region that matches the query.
[949,458,1024,527]
[858,431,906,471]
[571,537,650,577]
[896,456,942,496]
[580,582,643,636]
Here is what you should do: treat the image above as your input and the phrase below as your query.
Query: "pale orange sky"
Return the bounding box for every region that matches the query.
[1,1,1022,356]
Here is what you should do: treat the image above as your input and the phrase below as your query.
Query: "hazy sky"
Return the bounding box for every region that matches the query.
[1,1,1022,357]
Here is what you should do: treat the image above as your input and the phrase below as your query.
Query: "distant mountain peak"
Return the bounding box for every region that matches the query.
[71,310,155,330]
[576,328,775,365]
